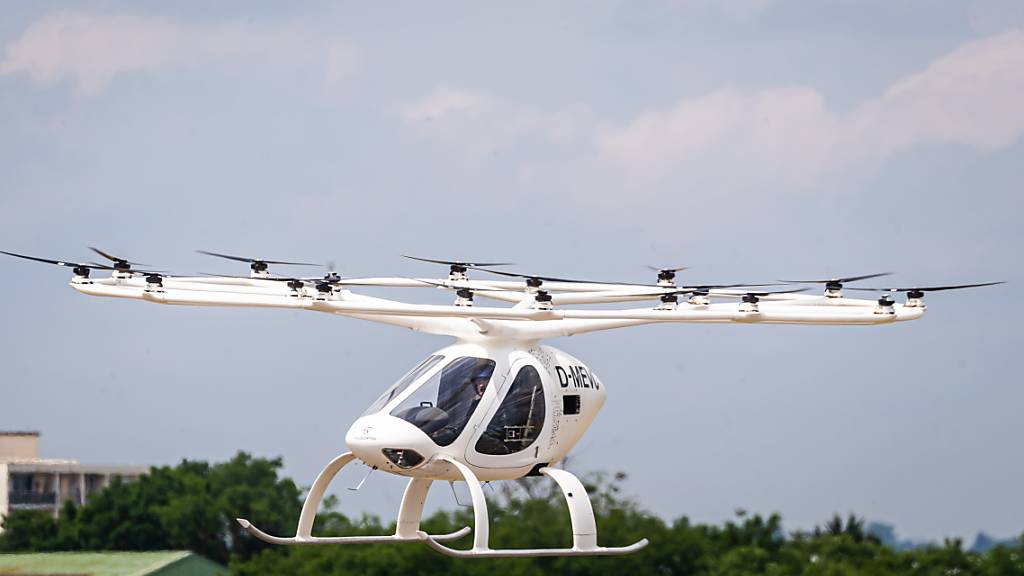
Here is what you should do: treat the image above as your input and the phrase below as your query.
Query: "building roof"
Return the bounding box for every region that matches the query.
[3,461,150,475]
[0,551,226,576]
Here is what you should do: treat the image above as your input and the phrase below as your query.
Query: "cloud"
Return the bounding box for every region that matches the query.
[595,30,1024,189]
[401,87,589,156]
[0,11,355,93]
[401,30,1024,196]
[857,29,1024,154]
[595,86,840,186]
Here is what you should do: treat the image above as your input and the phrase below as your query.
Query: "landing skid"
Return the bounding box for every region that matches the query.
[237,452,647,557]
[424,458,647,557]
[237,452,469,545]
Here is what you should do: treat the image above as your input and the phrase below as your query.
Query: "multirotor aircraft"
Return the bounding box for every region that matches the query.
[1,248,1004,558]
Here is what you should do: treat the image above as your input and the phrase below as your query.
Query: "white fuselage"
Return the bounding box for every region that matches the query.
[345,342,606,482]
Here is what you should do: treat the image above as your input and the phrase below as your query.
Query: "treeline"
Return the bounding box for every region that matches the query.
[1,452,1022,576]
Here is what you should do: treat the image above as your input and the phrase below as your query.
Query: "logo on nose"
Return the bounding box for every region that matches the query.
[362,426,374,435]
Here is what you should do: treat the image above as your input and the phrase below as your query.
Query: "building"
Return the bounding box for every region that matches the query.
[0,551,227,575]
[0,432,149,533]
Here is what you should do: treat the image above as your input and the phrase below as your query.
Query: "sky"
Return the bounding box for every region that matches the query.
[1,1,1022,544]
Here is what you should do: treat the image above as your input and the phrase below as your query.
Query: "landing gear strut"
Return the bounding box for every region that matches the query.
[237,452,469,545]
[425,457,648,557]
[237,452,648,557]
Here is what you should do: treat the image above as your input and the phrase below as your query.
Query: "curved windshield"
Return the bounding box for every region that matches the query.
[390,357,496,446]
[475,365,546,455]
[362,355,444,416]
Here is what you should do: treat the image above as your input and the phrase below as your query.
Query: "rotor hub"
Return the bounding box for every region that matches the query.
[455,288,474,306]
[448,264,469,282]
[656,292,678,310]
[904,290,926,308]
[874,295,896,315]
[688,290,710,306]
[738,293,760,313]
[532,290,553,310]
[72,266,91,278]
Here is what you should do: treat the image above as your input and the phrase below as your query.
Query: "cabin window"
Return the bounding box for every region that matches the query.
[362,355,444,416]
[563,394,581,415]
[475,365,546,456]
[391,357,496,446]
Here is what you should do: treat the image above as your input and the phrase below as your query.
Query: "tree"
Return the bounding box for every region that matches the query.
[0,451,301,564]
[4,455,1023,576]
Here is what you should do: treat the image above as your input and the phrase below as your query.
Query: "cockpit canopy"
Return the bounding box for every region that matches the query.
[361,355,444,416]
[363,355,497,447]
[361,352,549,457]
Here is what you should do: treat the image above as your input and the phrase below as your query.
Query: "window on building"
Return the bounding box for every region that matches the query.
[475,365,546,456]
[10,473,33,492]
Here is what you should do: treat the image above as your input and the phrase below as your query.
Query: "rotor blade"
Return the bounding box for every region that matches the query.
[198,272,305,282]
[618,283,766,298]
[198,272,393,287]
[780,272,893,284]
[474,267,649,286]
[837,272,893,283]
[645,265,688,273]
[198,272,252,278]
[846,282,1005,292]
[402,255,516,268]
[1,251,113,270]
[131,271,183,280]
[686,283,783,290]
[619,289,700,298]
[88,246,119,262]
[411,278,521,292]
[89,246,147,266]
[260,259,319,266]
[197,250,318,266]
[743,288,810,296]
[197,250,254,263]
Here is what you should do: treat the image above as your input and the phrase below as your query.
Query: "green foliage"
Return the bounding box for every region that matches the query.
[0,452,300,564]
[3,455,1023,576]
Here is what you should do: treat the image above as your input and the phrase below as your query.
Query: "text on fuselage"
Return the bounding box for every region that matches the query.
[555,365,599,389]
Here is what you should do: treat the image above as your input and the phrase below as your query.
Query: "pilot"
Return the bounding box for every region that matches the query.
[471,365,494,399]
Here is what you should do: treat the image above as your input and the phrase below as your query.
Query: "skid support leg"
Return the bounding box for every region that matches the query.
[296,452,357,538]
[424,460,648,558]
[540,467,598,550]
[237,452,468,545]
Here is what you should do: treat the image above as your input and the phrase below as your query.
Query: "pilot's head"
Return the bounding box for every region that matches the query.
[472,365,495,397]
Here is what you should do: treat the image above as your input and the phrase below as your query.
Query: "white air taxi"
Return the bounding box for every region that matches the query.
[1,249,1002,558]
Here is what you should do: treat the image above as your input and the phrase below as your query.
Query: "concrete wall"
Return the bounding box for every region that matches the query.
[0,462,8,525]
[0,433,39,460]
